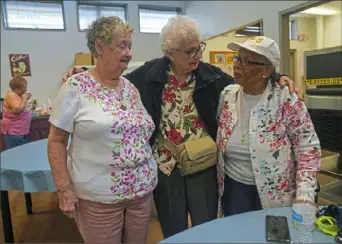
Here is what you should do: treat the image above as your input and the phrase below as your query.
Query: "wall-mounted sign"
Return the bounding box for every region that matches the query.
[209,51,237,76]
[9,54,32,77]
[209,51,236,65]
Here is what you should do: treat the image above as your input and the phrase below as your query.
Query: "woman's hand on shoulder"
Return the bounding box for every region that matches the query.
[277,76,303,100]
[62,67,85,83]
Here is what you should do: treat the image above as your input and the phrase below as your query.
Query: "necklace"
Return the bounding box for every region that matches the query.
[240,92,249,145]
[90,69,126,110]
[115,80,126,110]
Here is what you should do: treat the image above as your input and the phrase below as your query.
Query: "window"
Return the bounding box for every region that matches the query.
[139,7,180,33]
[78,3,126,31]
[235,21,263,37]
[289,20,298,40]
[2,0,65,30]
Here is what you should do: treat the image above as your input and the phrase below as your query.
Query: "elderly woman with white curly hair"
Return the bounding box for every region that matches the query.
[48,16,157,243]
[66,15,299,238]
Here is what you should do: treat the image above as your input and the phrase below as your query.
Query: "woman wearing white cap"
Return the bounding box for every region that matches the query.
[216,36,321,216]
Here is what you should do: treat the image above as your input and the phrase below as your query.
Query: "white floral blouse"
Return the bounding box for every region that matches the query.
[49,71,157,203]
[216,83,321,216]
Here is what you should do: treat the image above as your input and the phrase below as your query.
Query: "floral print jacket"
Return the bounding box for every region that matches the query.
[153,67,208,176]
[216,82,321,215]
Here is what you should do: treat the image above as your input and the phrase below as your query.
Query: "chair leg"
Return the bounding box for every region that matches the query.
[315,181,320,204]
[1,191,14,243]
[24,193,32,215]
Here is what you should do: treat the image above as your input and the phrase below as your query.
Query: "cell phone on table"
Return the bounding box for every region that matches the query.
[265,215,291,243]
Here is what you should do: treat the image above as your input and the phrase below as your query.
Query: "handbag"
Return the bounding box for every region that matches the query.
[157,132,218,176]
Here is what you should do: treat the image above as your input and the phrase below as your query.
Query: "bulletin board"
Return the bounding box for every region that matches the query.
[209,51,236,76]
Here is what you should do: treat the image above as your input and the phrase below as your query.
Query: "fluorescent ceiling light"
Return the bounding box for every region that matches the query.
[301,7,338,15]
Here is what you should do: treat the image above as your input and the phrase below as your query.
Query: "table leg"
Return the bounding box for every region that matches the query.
[24,193,32,215]
[1,191,14,243]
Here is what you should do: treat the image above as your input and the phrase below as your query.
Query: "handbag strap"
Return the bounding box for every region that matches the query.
[157,132,180,156]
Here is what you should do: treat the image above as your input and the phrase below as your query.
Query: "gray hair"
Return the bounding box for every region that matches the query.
[86,16,134,57]
[160,15,201,54]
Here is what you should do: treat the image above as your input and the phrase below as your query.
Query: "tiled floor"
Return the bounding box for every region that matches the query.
[0,173,340,243]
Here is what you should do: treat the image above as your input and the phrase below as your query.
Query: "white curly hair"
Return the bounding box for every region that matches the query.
[160,15,201,54]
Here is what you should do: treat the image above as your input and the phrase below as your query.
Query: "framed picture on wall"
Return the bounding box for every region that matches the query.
[209,51,237,76]
[215,54,226,64]
[209,51,236,65]
[9,54,32,77]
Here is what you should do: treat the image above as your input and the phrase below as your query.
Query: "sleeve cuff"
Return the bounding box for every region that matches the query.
[49,117,73,133]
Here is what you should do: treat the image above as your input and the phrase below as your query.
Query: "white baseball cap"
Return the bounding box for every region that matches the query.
[227,36,281,67]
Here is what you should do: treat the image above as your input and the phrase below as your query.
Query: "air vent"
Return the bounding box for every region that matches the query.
[308,109,342,165]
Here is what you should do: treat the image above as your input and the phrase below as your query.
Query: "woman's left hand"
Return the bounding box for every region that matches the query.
[57,188,79,219]
[278,76,303,100]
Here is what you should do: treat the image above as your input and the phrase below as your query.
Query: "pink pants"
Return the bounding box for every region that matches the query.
[75,194,152,244]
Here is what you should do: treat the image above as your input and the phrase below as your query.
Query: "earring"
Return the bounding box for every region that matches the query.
[262,75,266,78]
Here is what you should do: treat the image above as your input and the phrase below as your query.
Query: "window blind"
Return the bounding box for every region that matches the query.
[235,22,263,37]
[3,0,64,30]
[139,8,179,33]
[289,20,298,40]
[78,4,126,31]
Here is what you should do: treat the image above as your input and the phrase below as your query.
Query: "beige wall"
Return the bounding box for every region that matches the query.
[202,32,248,75]
[201,12,341,93]
[289,13,341,93]
[323,13,342,48]
[202,17,317,86]
[290,17,317,93]
[203,33,249,62]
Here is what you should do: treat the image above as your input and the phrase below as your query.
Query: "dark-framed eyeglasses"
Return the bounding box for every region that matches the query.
[232,54,269,66]
[175,42,206,59]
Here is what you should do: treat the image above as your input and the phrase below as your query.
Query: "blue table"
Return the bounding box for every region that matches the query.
[160,207,335,243]
[1,139,55,243]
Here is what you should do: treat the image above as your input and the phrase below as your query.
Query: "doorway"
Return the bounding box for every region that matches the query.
[279,0,342,206]
[289,49,296,85]
[281,1,342,94]
[279,1,328,75]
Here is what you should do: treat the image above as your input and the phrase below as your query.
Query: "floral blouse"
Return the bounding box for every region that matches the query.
[49,72,157,203]
[152,67,208,175]
[216,83,321,215]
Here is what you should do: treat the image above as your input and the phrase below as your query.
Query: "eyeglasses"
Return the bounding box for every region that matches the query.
[232,54,269,66]
[175,42,206,59]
